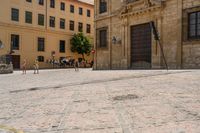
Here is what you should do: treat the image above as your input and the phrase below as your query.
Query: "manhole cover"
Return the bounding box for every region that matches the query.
[113,94,139,101]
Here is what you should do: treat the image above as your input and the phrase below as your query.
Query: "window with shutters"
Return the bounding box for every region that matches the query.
[188,11,200,39]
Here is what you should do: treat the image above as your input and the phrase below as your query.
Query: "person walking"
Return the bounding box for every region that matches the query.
[34,59,39,74]
[22,59,27,74]
[74,59,79,71]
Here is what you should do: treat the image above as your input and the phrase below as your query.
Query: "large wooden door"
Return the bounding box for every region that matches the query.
[131,23,152,69]
[11,55,20,69]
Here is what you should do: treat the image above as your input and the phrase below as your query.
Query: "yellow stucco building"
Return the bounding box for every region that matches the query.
[0,0,94,69]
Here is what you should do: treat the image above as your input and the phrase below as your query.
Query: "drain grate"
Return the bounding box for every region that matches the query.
[113,94,139,101]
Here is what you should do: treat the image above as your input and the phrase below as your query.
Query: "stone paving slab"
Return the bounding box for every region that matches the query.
[0,69,200,133]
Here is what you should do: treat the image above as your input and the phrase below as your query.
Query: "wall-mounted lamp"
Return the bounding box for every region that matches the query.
[112,36,121,44]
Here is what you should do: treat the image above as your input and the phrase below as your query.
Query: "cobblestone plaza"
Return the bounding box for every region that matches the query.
[0,69,200,133]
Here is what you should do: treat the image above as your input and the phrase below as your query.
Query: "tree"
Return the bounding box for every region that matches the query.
[70,32,92,61]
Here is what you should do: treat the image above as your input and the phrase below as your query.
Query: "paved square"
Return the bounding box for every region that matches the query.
[0,69,200,133]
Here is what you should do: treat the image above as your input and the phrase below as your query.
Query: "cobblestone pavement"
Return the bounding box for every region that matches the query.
[0,69,200,133]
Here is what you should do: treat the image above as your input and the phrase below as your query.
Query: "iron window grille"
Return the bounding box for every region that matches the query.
[25,11,32,24]
[70,20,74,31]
[38,14,44,26]
[38,38,45,51]
[59,40,66,53]
[49,16,55,27]
[78,22,83,32]
[11,8,19,21]
[50,0,55,8]
[61,2,65,11]
[99,0,107,14]
[11,34,20,50]
[60,18,65,29]
[188,11,200,39]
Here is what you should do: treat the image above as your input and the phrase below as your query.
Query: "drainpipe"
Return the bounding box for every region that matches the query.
[45,0,48,30]
[176,0,183,69]
[94,0,98,70]
[109,0,112,70]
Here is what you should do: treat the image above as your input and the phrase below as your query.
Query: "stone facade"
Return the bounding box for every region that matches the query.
[94,0,200,69]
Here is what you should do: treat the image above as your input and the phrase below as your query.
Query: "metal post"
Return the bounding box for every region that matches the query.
[150,21,168,70]
[157,39,168,70]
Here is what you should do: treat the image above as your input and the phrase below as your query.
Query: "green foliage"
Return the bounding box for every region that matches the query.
[70,32,92,60]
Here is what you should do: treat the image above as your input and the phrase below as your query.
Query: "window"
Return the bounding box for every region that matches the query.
[61,2,65,11]
[26,0,32,3]
[87,24,91,33]
[38,56,44,62]
[99,29,107,47]
[38,38,45,51]
[70,5,74,13]
[38,14,44,26]
[11,8,19,21]
[38,0,44,5]
[188,11,200,39]
[70,20,74,31]
[79,7,83,15]
[49,16,55,27]
[11,34,19,50]
[60,18,65,29]
[87,9,91,17]
[59,40,65,53]
[99,0,107,14]
[50,0,55,8]
[25,11,32,24]
[78,22,83,32]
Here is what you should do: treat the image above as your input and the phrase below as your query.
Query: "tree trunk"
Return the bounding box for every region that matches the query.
[82,54,85,61]
[82,54,86,68]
